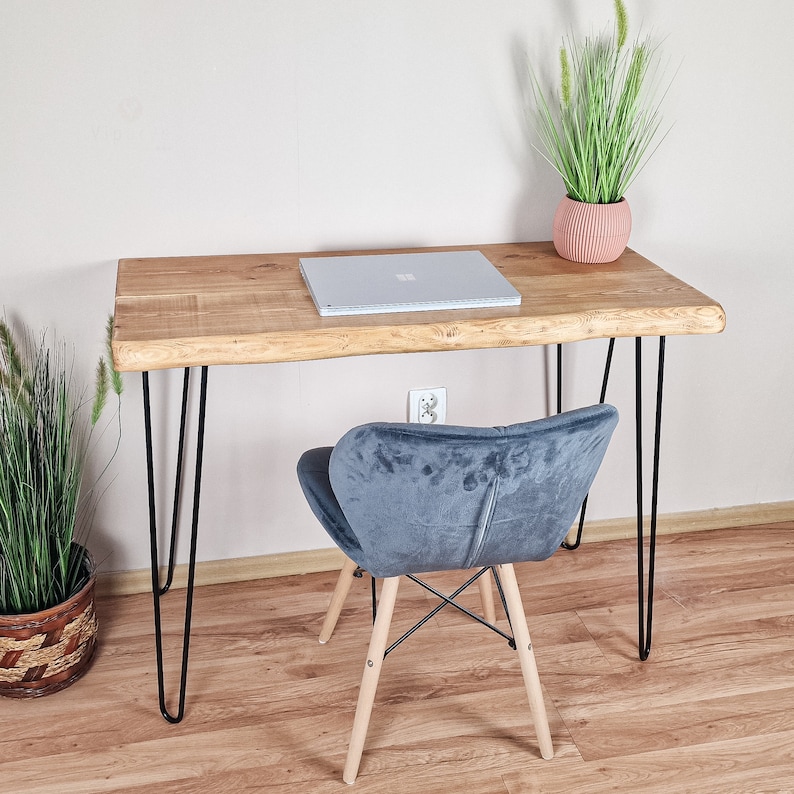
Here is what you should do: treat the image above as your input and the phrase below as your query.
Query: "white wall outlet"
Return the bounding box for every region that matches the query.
[408,387,447,424]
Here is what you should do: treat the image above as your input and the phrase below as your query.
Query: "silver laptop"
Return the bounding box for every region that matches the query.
[299,250,521,317]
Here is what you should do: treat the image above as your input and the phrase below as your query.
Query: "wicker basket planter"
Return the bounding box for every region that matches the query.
[0,559,98,698]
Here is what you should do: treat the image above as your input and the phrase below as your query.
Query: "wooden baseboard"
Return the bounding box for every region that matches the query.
[96,547,347,598]
[563,500,794,545]
[97,501,794,598]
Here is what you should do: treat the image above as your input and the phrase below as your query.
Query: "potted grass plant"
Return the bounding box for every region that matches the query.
[529,0,668,263]
[0,317,122,697]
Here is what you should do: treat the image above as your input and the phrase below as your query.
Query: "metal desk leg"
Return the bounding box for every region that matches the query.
[557,337,666,660]
[142,366,209,723]
[559,338,616,550]
[635,336,665,661]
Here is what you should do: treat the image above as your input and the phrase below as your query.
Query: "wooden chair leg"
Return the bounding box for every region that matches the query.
[319,557,360,644]
[343,575,400,784]
[496,563,554,760]
[477,568,497,624]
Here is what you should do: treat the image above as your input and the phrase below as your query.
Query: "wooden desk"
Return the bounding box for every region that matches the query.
[112,241,725,722]
[112,241,723,370]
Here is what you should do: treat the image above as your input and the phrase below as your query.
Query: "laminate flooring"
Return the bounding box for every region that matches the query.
[2,523,794,793]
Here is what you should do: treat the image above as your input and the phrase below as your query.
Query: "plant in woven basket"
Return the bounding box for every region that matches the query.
[0,317,122,617]
[528,0,669,205]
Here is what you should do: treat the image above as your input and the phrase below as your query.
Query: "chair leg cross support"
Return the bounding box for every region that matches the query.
[390,568,513,654]
[319,561,498,646]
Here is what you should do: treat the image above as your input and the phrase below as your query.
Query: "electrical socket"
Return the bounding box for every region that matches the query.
[408,387,447,424]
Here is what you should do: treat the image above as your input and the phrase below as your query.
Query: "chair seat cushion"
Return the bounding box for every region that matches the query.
[297,447,364,563]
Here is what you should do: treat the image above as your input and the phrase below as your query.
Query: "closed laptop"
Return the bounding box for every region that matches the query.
[299,250,521,317]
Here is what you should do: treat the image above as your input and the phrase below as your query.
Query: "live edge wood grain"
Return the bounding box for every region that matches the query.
[112,242,725,372]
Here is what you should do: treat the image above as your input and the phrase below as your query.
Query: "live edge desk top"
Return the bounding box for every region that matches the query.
[111,241,726,373]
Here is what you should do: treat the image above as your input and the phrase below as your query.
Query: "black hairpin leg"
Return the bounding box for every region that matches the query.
[142,366,209,723]
[636,336,665,661]
[556,336,666,660]
[556,343,564,415]
[560,338,615,550]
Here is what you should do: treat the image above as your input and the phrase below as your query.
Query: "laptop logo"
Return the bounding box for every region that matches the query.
[396,273,416,281]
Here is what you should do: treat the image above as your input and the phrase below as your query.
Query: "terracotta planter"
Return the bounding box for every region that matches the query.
[552,196,632,264]
[0,560,98,698]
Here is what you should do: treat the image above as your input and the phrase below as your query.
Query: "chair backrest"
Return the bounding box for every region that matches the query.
[328,404,618,578]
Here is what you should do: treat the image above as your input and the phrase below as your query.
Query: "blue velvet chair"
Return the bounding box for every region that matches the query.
[297,404,618,783]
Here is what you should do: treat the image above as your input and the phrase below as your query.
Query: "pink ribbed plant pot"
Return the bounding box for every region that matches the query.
[552,196,632,264]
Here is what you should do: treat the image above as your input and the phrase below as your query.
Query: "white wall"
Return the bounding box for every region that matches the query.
[2,0,792,574]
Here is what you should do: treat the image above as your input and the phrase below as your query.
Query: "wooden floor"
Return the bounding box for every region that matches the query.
[2,524,794,793]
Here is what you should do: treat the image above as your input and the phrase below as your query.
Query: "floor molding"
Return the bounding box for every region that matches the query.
[563,500,794,544]
[97,501,794,598]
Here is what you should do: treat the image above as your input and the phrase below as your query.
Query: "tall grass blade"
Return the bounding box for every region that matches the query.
[0,320,122,614]
[528,1,669,205]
